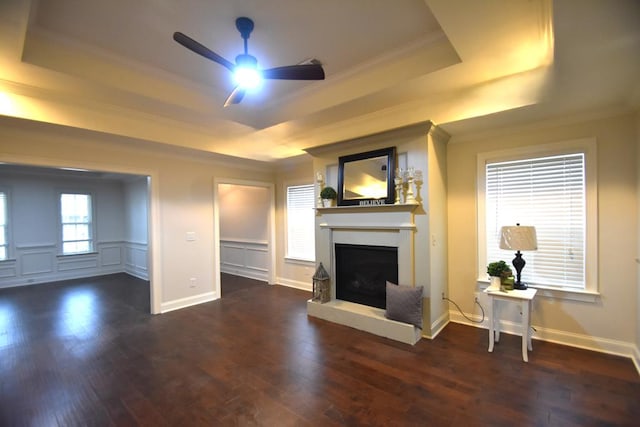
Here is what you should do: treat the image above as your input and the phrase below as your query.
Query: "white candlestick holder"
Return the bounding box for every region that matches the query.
[316,173,324,208]
[405,167,416,204]
[394,177,403,204]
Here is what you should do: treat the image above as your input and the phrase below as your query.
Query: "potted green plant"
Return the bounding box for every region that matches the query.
[320,186,337,207]
[487,260,514,290]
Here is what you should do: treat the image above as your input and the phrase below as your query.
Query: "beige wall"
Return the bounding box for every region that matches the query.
[274,158,317,290]
[218,183,270,242]
[448,111,638,346]
[0,117,275,312]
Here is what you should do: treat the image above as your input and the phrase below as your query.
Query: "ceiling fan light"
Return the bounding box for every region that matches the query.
[234,67,262,89]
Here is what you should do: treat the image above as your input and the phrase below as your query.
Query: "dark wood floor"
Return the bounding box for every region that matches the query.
[0,273,638,426]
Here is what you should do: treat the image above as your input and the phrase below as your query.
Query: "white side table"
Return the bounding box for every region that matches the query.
[484,284,537,362]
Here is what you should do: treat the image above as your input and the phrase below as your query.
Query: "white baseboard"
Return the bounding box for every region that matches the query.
[276,276,312,292]
[161,291,218,313]
[532,326,637,361]
[220,265,267,282]
[125,263,148,280]
[426,311,450,339]
[450,310,639,375]
[0,267,124,289]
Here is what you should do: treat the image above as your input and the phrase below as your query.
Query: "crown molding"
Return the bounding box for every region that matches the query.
[304,121,433,156]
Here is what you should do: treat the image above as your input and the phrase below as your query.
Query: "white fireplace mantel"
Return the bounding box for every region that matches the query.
[317,203,420,231]
[316,203,419,213]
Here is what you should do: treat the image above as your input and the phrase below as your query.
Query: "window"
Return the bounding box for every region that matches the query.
[0,191,7,260]
[478,140,597,294]
[60,193,94,255]
[286,184,315,261]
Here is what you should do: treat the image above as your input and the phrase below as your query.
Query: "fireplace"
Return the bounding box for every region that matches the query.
[307,203,424,344]
[335,243,398,309]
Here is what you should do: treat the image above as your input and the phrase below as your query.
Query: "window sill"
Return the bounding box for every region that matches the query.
[477,279,599,303]
[285,256,315,265]
[57,252,98,258]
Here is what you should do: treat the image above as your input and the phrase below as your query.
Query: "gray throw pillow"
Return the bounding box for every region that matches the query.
[385,281,423,329]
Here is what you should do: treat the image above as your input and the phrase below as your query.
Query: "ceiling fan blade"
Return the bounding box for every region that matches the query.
[223,86,246,107]
[262,64,325,80]
[173,32,235,72]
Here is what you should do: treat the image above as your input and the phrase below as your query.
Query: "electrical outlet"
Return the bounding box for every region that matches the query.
[189,277,196,288]
[441,292,446,300]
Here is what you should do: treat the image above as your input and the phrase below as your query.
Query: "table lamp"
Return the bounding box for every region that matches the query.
[499,224,537,290]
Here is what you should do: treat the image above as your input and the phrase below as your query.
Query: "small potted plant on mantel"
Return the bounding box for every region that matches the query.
[487,260,514,290]
[320,186,337,207]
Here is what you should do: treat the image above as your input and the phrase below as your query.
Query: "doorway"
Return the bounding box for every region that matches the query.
[213,179,276,297]
[0,162,158,314]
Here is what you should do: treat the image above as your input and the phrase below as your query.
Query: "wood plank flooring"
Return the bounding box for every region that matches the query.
[0,273,638,426]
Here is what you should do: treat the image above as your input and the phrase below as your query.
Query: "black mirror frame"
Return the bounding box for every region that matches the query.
[337,147,396,206]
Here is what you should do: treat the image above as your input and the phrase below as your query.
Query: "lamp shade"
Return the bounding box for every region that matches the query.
[499,225,537,251]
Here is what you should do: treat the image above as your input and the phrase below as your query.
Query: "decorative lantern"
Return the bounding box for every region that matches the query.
[312,262,330,303]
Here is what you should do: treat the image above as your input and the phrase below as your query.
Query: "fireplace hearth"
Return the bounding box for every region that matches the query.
[335,243,398,309]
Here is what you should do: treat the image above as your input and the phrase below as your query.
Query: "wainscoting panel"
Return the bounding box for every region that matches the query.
[220,239,268,281]
[221,244,244,268]
[20,245,55,276]
[100,245,122,267]
[124,242,148,280]
[0,260,17,279]
[245,246,268,272]
[58,255,99,271]
[0,241,148,288]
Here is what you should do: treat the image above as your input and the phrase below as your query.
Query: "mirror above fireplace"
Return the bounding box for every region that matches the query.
[337,146,396,206]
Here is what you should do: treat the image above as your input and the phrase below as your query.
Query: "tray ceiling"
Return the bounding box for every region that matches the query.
[0,0,638,161]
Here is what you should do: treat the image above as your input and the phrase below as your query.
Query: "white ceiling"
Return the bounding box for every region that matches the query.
[0,0,639,162]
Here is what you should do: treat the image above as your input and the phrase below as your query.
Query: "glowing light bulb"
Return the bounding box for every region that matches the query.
[234,67,262,89]
[233,54,262,90]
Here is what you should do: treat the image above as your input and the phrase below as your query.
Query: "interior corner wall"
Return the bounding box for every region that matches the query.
[447,111,638,355]
[427,129,449,335]
[123,177,149,280]
[0,118,275,312]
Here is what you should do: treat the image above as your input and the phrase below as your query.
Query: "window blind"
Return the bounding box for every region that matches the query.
[486,153,585,289]
[286,184,315,261]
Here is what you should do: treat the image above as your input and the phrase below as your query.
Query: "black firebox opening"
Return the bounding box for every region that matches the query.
[335,243,398,309]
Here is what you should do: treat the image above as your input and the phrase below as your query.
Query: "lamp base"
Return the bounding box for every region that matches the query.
[513,282,527,290]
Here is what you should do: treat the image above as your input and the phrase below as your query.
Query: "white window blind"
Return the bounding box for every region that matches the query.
[60,193,94,255]
[0,192,7,260]
[286,184,315,261]
[486,153,586,289]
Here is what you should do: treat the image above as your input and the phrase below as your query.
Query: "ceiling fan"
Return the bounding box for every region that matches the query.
[173,17,325,107]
